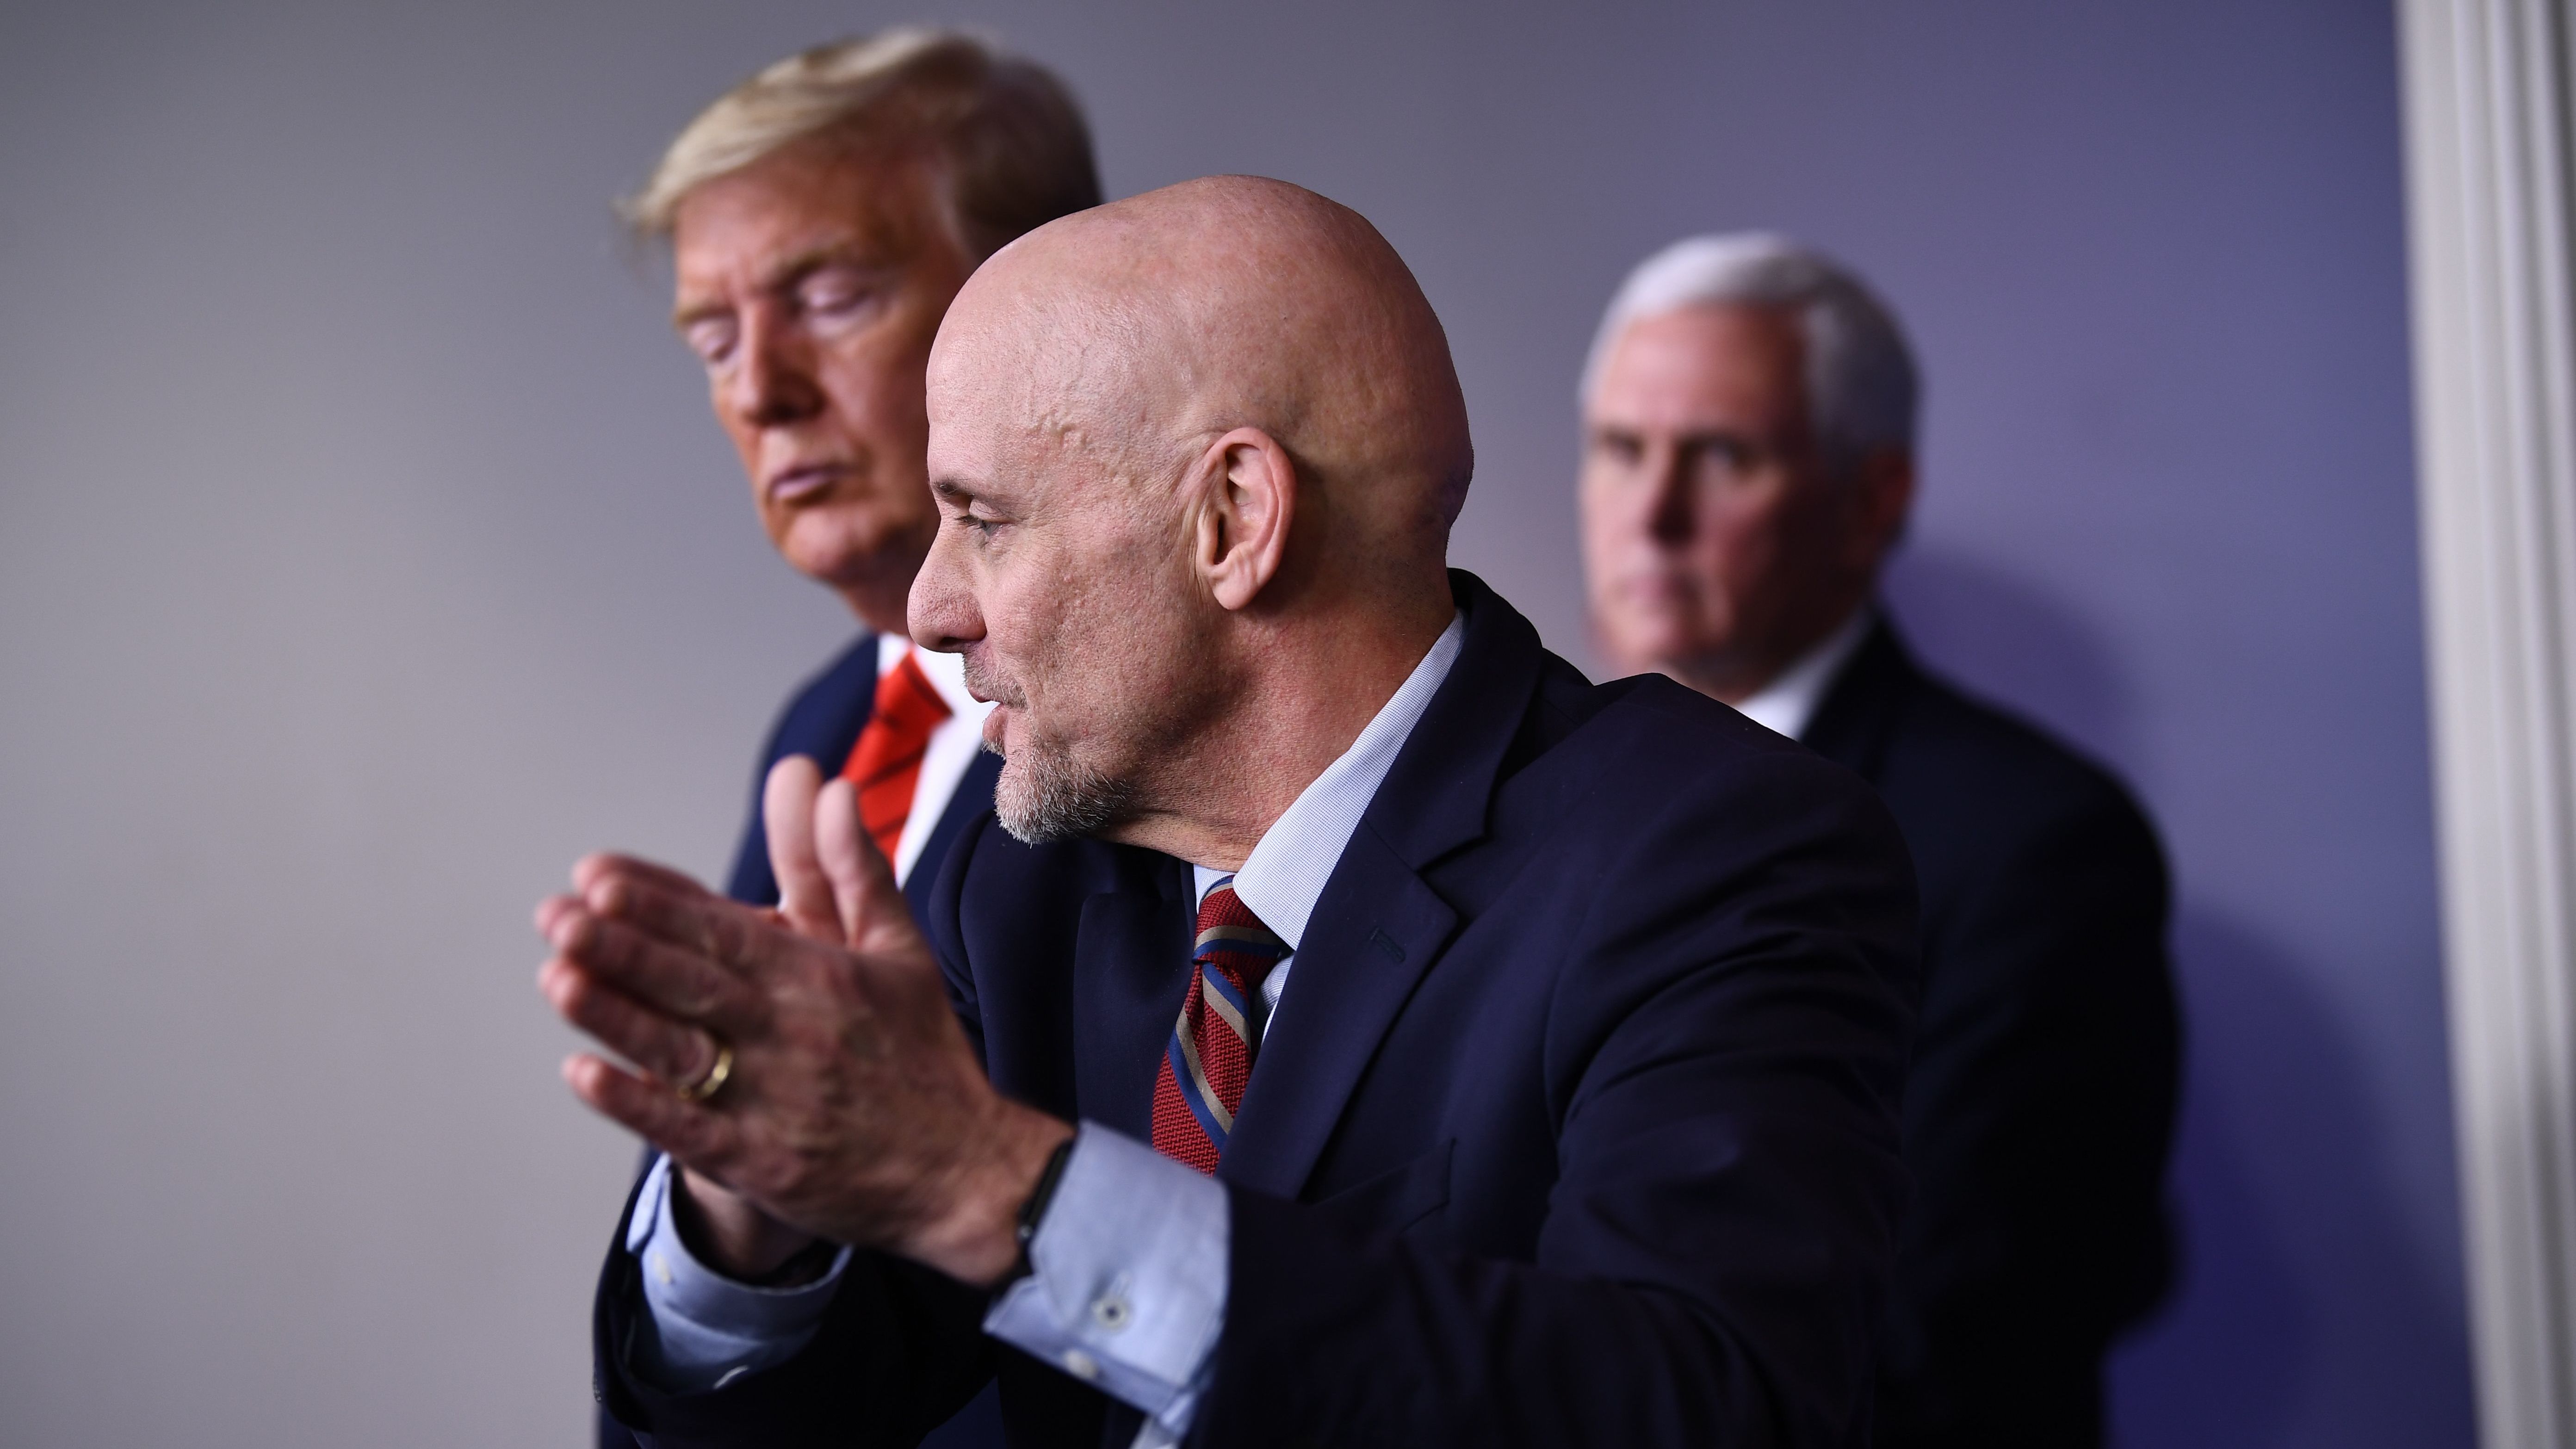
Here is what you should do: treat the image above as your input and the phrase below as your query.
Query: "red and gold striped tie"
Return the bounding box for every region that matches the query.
[1152,877,1290,1173]
[841,650,951,865]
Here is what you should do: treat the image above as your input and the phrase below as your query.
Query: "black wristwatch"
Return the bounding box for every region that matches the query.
[1002,1132,1079,1287]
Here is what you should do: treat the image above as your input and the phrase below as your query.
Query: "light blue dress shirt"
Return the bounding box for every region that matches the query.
[631,612,1468,1445]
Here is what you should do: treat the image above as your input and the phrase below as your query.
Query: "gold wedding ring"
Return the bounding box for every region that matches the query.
[675,1039,734,1104]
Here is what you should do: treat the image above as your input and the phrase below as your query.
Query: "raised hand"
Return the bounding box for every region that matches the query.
[761,755,855,946]
[537,758,1069,1286]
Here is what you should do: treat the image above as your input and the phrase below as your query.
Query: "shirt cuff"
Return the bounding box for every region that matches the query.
[625,1153,854,1393]
[983,1123,1229,1438]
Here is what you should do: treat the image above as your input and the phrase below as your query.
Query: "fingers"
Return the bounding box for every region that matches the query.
[574,851,706,900]
[544,892,766,1034]
[586,864,805,979]
[535,893,579,935]
[540,954,731,1089]
[815,777,912,954]
[764,756,844,943]
[563,1052,734,1167]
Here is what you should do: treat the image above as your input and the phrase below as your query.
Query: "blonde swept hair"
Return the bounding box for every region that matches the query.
[622,28,1102,260]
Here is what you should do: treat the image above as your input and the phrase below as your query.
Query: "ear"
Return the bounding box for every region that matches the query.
[1848,447,1916,566]
[1192,427,1297,612]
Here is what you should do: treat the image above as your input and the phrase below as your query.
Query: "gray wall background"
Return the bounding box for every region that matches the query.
[0,1,2461,1443]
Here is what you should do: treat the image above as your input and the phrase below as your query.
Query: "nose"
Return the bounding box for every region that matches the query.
[725,309,824,429]
[907,523,985,654]
[1645,442,1697,545]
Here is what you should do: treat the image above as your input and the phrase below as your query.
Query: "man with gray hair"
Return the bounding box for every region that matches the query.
[1579,234,2180,1447]
[596,28,1099,1449]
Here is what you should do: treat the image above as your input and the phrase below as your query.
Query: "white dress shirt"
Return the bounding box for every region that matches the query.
[1728,607,1872,743]
[632,614,1469,1444]
[877,635,997,888]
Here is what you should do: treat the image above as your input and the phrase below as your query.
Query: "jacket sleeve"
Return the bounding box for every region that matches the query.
[1871,783,2178,1443]
[1199,751,1920,1449]
[590,1160,997,1449]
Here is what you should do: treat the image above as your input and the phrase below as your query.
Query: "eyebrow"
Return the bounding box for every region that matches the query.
[1589,421,1758,446]
[933,475,1033,518]
[930,477,984,508]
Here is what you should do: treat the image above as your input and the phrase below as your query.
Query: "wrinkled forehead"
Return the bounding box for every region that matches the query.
[929,271,1171,466]
[1587,303,1809,430]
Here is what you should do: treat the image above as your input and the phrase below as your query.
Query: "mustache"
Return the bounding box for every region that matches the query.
[959,652,1028,710]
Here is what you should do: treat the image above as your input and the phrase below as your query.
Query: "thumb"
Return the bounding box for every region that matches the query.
[763,755,843,941]
[815,776,910,952]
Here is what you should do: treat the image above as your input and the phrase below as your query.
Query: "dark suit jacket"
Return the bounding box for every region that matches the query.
[1802,621,2177,1449]
[594,574,1921,1449]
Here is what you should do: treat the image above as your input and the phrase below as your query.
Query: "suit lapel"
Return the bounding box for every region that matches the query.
[1217,570,1545,1199]
[1800,617,1915,783]
[1220,826,1458,1197]
[771,632,880,773]
[902,748,1001,922]
[1070,852,1193,1141]
[732,633,879,906]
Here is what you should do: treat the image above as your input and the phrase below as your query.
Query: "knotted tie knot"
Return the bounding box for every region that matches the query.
[842,650,951,864]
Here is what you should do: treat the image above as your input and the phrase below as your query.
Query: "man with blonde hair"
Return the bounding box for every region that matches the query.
[594,29,1098,1449]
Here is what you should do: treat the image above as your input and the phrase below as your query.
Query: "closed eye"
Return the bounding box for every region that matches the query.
[682,315,737,367]
[796,266,892,330]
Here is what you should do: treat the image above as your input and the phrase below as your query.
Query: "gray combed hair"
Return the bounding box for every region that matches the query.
[1582,234,1920,474]
[621,27,1101,261]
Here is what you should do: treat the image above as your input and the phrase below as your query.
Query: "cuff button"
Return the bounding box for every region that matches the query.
[1091,1294,1133,1332]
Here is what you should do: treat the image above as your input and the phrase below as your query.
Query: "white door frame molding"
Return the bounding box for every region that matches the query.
[2398,1,2576,1443]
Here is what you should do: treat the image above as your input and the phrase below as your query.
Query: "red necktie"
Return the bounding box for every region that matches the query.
[1152,878,1290,1173]
[841,650,952,866]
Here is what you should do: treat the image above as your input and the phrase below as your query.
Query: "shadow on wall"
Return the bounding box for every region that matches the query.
[1880,547,2133,768]
[1882,544,2470,1447]
[2107,911,2471,1449]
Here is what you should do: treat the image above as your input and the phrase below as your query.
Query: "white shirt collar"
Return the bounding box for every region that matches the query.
[1730,606,1873,742]
[875,632,986,717]
[873,634,997,885]
[1189,610,1468,949]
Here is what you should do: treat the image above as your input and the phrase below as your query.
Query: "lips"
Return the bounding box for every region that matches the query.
[766,462,842,506]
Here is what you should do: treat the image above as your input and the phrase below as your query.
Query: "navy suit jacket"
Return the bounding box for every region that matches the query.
[1802,622,2177,1448]
[594,574,1920,1449]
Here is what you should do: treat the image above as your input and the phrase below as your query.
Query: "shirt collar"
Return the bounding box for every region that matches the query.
[878,634,993,720]
[1730,605,1873,742]
[1190,610,1468,949]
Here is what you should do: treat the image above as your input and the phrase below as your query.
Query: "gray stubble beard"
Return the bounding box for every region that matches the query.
[986,737,1134,844]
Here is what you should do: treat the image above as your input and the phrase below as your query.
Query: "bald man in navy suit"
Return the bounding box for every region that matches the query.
[541,179,1921,1447]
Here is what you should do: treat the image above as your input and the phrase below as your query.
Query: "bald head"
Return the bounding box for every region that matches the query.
[935,175,1472,568]
[908,176,1473,863]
